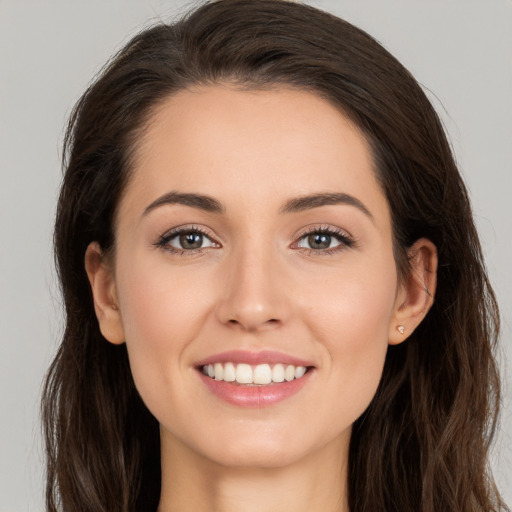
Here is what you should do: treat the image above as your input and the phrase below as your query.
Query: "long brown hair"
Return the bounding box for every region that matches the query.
[42,1,507,510]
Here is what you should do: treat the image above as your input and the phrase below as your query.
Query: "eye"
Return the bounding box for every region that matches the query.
[294,227,355,253]
[297,232,340,250]
[169,231,214,250]
[155,226,218,253]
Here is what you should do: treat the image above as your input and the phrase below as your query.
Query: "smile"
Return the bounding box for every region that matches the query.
[201,362,308,385]
[196,351,315,407]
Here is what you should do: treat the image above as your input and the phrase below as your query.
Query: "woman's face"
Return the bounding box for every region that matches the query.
[101,85,409,468]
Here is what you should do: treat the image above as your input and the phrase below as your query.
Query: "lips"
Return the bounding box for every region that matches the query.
[195,350,315,407]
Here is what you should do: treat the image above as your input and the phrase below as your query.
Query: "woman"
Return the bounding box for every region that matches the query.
[42,0,508,510]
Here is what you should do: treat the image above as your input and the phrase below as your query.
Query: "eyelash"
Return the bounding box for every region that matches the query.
[293,225,356,256]
[154,225,356,257]
[154,225,218,257]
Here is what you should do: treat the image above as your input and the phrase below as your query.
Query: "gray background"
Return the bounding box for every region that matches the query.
[1,1,510,509]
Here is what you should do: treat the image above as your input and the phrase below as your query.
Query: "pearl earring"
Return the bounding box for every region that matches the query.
[397,325,405,334]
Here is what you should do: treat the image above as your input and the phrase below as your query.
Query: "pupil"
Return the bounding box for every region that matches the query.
[180,232,202,249]
[309,233,330,249]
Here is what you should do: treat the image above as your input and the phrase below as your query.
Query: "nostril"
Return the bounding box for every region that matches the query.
[225,317,280,330]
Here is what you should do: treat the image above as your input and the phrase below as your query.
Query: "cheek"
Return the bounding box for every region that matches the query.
[114,254,213,405]
[117,249,212,337]
[303,256,397,416]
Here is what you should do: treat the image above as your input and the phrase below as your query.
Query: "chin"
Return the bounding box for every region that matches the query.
[204,441,308,470]
[187,423,348,471]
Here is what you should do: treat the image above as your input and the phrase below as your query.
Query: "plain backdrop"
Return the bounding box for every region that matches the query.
[0,1,510,510]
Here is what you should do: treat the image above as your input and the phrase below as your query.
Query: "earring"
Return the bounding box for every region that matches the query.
[397,325,405,334]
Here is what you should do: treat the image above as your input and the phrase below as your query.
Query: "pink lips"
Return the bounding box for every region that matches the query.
[195,350,313,368]
[195,350,314,408]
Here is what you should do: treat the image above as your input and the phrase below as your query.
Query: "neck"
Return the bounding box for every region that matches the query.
[157,430,350,512]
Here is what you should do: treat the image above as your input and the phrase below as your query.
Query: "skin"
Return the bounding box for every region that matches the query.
[86,85,437,512]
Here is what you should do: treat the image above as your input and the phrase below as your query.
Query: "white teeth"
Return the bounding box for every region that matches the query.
[284,365,295,382]
[236,363,253,384]
[223,362,236,382]
[253,364,272,385]
[272,363,285,383]
[214,363,224,381]
[201,362,308,384]
[295,366,306,379]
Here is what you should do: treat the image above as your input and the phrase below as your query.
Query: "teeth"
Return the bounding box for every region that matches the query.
[272,364,285,383]
[285,365,295,382]
[223,362,236,382]
[201,362,308,384]
[236,363,253,384]
[253,364,272,385]
[295,366,306,379]
[214,363,224,381]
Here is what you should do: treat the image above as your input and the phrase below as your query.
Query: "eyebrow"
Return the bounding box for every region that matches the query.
[280,192,374,221]
[143,190,373,221]
[143,191,225,216]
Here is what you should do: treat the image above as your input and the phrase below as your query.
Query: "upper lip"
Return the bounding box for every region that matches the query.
[195,350,315,368]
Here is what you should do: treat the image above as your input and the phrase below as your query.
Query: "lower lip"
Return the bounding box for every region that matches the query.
[198,370,312,407]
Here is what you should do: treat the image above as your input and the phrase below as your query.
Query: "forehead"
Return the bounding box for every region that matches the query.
[121,85,389,223]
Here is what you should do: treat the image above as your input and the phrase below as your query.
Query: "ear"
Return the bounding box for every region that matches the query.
[85,242,125,345]
[388,238,437,345]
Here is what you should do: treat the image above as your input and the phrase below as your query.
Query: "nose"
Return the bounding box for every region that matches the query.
[215,244,289,332]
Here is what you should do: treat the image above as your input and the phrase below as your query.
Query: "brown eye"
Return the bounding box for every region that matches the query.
[307,233,332,250]
[179,232,204,249]
[165,230,215,251]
